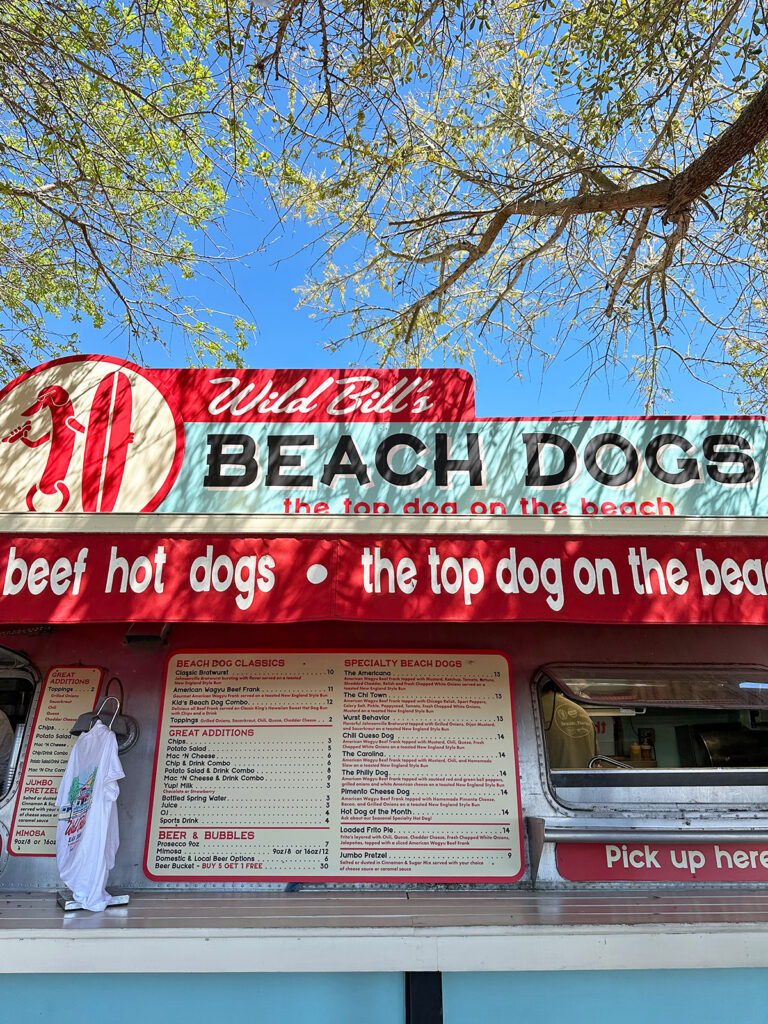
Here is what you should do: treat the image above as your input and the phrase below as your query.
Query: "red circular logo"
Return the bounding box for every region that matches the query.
[0,356,184,513]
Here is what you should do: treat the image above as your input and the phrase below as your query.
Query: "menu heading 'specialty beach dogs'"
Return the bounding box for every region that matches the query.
[0,355,765,518]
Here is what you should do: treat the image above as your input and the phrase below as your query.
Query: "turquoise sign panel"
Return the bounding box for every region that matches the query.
[0,358,763,518]
[160,419,768,517]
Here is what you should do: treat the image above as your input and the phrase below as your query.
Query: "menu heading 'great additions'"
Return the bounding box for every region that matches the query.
[144,650,523,882]
[0,355,764,518]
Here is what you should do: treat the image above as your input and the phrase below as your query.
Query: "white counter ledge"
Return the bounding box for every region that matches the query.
[2,889,768,974]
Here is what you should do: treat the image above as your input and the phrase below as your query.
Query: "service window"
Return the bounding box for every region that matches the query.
[0,671,35,798]
[537,664,768,807]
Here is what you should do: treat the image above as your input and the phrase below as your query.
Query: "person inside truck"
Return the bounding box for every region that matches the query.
[541,683,600,770]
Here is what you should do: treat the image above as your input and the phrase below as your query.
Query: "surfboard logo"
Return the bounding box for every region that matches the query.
[81,370,135,512]
[0,357,183,513]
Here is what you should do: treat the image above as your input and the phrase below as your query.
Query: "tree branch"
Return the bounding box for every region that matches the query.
[396,76,768,322]
[665,78,768,221]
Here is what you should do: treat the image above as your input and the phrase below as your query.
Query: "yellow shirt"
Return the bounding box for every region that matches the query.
[542,692,599,769]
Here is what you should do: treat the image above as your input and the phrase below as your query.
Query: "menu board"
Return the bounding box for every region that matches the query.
[145,651,522,881]
[9,666,103,856]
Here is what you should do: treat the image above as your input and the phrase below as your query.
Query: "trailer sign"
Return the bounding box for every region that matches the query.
[558,843,768,883]
[0,355,765,518]
[0,533,766,625]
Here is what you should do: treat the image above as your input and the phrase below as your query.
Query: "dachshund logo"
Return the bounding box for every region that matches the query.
[2,385,86,511]
[0,357,183,514]
[2,370,136,512]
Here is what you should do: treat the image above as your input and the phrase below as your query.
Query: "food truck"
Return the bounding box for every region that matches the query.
[2,354,768,1024]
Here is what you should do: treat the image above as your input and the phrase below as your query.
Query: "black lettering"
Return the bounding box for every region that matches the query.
[523,432,577,486]
[204,433,258,488]
[267,434,315,487]
[644,433,702,485]
[434,433,483,487]
[375,433,428,487]
[703,434,757,485]
[584,433,639,487]
[321,435,371,486]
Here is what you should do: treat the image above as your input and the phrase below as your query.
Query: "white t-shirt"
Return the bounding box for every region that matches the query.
[55,721,124,911]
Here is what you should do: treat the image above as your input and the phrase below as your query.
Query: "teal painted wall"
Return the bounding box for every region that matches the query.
[444,969,768,1024]
[8,968,768,1024]
[3,973,405,1024]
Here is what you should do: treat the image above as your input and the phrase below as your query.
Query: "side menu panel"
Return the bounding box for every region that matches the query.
[9,666,103,856]
[145,651,522,882]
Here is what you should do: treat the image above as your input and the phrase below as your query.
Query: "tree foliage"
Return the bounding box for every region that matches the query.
[270,0,768,409]
[0,0,263,376]
[3,1,768,410]
[0,0,479,379]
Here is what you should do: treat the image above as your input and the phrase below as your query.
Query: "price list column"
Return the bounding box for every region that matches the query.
[10,666,103,855]
[337,653,521,880]
[146,654,339,879]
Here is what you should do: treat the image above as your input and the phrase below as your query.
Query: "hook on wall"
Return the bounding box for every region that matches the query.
[70,676,140,754]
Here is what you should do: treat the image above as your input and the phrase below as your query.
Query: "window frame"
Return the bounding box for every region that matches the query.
[0,646,41,804]
[535,663,768,812]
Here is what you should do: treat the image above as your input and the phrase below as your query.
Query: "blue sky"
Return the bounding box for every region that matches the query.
[10,5,751,423]
[51,21,746,423]
[85,201,733,423]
